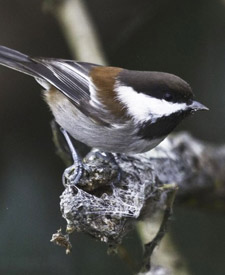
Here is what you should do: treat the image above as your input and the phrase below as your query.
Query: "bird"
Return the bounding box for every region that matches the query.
[0,46,208,183]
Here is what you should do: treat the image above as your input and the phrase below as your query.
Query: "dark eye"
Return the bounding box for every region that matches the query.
[164,92,173,101]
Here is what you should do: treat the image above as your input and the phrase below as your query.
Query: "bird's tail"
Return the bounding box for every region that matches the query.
[0,46,52,82]
[0,46,35,76]
[0,46,88,104]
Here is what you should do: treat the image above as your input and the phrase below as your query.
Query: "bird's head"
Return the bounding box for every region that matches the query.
[115,70,208,139]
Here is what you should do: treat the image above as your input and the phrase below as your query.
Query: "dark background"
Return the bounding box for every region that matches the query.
[0,0,224,274]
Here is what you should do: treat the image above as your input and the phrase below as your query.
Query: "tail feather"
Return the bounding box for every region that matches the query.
[0,46,29,62]
[0,46,92,107]
[0,46,45,78]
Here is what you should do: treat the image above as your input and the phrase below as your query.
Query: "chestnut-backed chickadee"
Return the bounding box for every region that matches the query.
[0,46,208,155]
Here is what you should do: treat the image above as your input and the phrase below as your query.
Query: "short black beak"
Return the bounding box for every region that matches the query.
[189,100,209,112]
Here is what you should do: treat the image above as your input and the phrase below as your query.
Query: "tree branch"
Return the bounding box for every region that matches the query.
[49,0,107,64]
[51,132,225,273]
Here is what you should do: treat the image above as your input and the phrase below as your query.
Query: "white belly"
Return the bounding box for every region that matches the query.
[44,89,164,153]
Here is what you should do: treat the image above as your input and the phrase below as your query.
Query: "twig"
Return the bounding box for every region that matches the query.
[49,0,107,64]
[140,185,178,272]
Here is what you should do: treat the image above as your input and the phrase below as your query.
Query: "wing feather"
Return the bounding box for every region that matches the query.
[0,46,110,125]
[31,58,100,105]
[0,46,101,106]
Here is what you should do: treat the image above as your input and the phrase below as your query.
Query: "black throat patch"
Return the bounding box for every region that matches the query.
[137,111,190,140]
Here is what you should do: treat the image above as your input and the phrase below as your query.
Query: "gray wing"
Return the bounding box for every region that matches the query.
[32,58,99,105]
[0,46,100,106]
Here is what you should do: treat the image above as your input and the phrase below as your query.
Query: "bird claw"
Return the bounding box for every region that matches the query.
[62,161,83,187]
[59,127,83,187]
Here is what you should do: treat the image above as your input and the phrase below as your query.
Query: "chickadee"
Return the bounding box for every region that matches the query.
[0,46,208,155]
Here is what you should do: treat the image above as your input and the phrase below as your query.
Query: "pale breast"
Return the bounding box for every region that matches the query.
[43,87,163,153]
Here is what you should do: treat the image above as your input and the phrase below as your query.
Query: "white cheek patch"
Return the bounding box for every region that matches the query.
[115,83,187,123]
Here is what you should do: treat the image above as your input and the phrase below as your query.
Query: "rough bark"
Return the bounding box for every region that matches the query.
[51,133,225,273]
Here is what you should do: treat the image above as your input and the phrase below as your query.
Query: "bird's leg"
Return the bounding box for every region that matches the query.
[51,120,73,166]
[60,127,83,187]
[51,121,120,186]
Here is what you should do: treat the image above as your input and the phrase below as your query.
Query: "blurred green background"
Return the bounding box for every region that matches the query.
[0,0,224,274]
